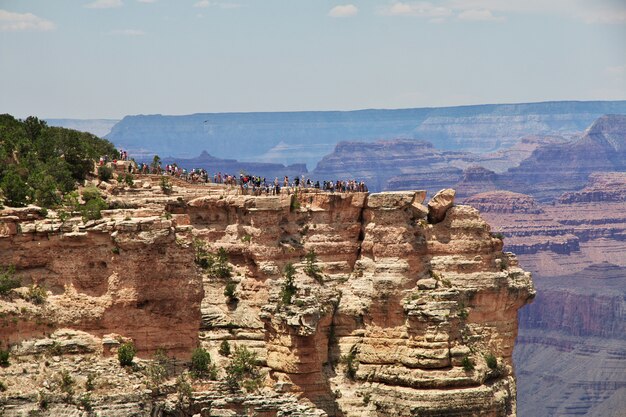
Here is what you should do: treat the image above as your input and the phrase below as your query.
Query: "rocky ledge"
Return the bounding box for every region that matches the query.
[0,179,534,417]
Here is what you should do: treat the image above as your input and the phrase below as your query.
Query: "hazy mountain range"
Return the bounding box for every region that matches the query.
[47,100,626,170]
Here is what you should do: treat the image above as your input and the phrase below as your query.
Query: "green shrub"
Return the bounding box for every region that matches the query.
[80,197,106,221]
[0,348,10,367]
[0,380,6,392]
[340,347,359,380]
[85,373,96,391]
[124,173,134,187]
[97,166,113,182]
[193,242,233,279]
[190,347,217,379]
[118,342,136,367]
[225,345,262,392]
[279,263,297,306]
[0,168,30,207]
[81,187,101,202]
[79,187,107,222]
[47,341,63,356]
[78,393,93,411]
[175,373,193,408]
[219,340,231,357]
[59,369,75,396]
[224,281,237,302]
[303,249,323,283]
[27,285,47,305]
[241,234,252,243]
[160,177,172,194]
[38,390,50,410]
[462,355,475,372]
[0,265,20,295]
[485,353,498,370]
[290,192,301,212]
[145,361,167,394]
[500,256,509,271]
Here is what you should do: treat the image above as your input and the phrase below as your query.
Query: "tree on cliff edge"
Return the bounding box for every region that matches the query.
[0,114,118,208]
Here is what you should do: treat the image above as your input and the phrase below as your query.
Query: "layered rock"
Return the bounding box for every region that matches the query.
[104,101,626,167]
[463,175,626,417]
[312,139,470,193]
[0,179,533,416]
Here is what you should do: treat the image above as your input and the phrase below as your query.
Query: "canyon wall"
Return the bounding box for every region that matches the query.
[103,101,626,167]
[464,173,626,417]
[0,179,533,416]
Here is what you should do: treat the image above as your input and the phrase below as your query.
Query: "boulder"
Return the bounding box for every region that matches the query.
[428,189,456,224]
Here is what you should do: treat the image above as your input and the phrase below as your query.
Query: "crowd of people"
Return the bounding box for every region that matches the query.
[99,152,368,195]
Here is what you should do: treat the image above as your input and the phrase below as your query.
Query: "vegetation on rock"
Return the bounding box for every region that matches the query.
[26,285,47,304]
[175,373,193,409]
[340,346,359,380]
[0,114,118,208]
[190,347,217,379]
[194,242,233,279]
[219,340,231,357]
[303,249,323,283]
[462,355,475,372]
[0,348,10,367]
[279,262,297,305]
[117,342,136,367]
[225,345,263,392]
[0,265,19,295]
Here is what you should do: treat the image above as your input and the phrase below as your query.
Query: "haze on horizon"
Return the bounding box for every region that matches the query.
[1,0,625,120]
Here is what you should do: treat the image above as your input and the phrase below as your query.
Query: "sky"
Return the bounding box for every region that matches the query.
[0,0,625,119]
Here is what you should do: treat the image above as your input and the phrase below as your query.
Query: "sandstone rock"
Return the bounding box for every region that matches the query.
[427,188,456,224]
[0,181,532,417]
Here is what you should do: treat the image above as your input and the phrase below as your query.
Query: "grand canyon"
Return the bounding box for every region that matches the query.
[2,101,625,416]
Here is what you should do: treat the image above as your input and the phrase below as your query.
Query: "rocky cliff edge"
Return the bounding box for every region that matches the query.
[0,178,534,417]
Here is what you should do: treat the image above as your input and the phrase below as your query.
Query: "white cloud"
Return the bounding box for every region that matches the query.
[85,0,123,9]
[0,9,56,31]
[383,0,626,24]
[108,28,145,36]
[329,4,358,18]
[449,0,626,24]
[457,9,504,21]
[385,2,451,18]
[137,0,157,3]
[194,0,241,9]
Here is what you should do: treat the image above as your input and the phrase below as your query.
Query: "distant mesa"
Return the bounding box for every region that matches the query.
[158,150,308,179]
[98,100,626,169]
[464,191,543,214]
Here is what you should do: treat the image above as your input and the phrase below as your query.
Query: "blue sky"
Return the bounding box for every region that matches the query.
[0,0,625,119]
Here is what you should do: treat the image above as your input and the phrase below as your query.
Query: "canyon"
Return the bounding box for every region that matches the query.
[464,172,626,417]
[0,177,533,416]
[96,101,626,168]
[313,114,626,416]
[29,109,626,416]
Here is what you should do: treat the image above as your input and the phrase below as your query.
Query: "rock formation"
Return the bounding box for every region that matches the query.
[103,101,626,167]
[463,173,626,417]
[0,178,534,416]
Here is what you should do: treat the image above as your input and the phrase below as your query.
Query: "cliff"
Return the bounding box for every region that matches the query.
[104,101,626,168]
[315,114,626,201]
[0,179,534,416]
[463,174,626,417]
